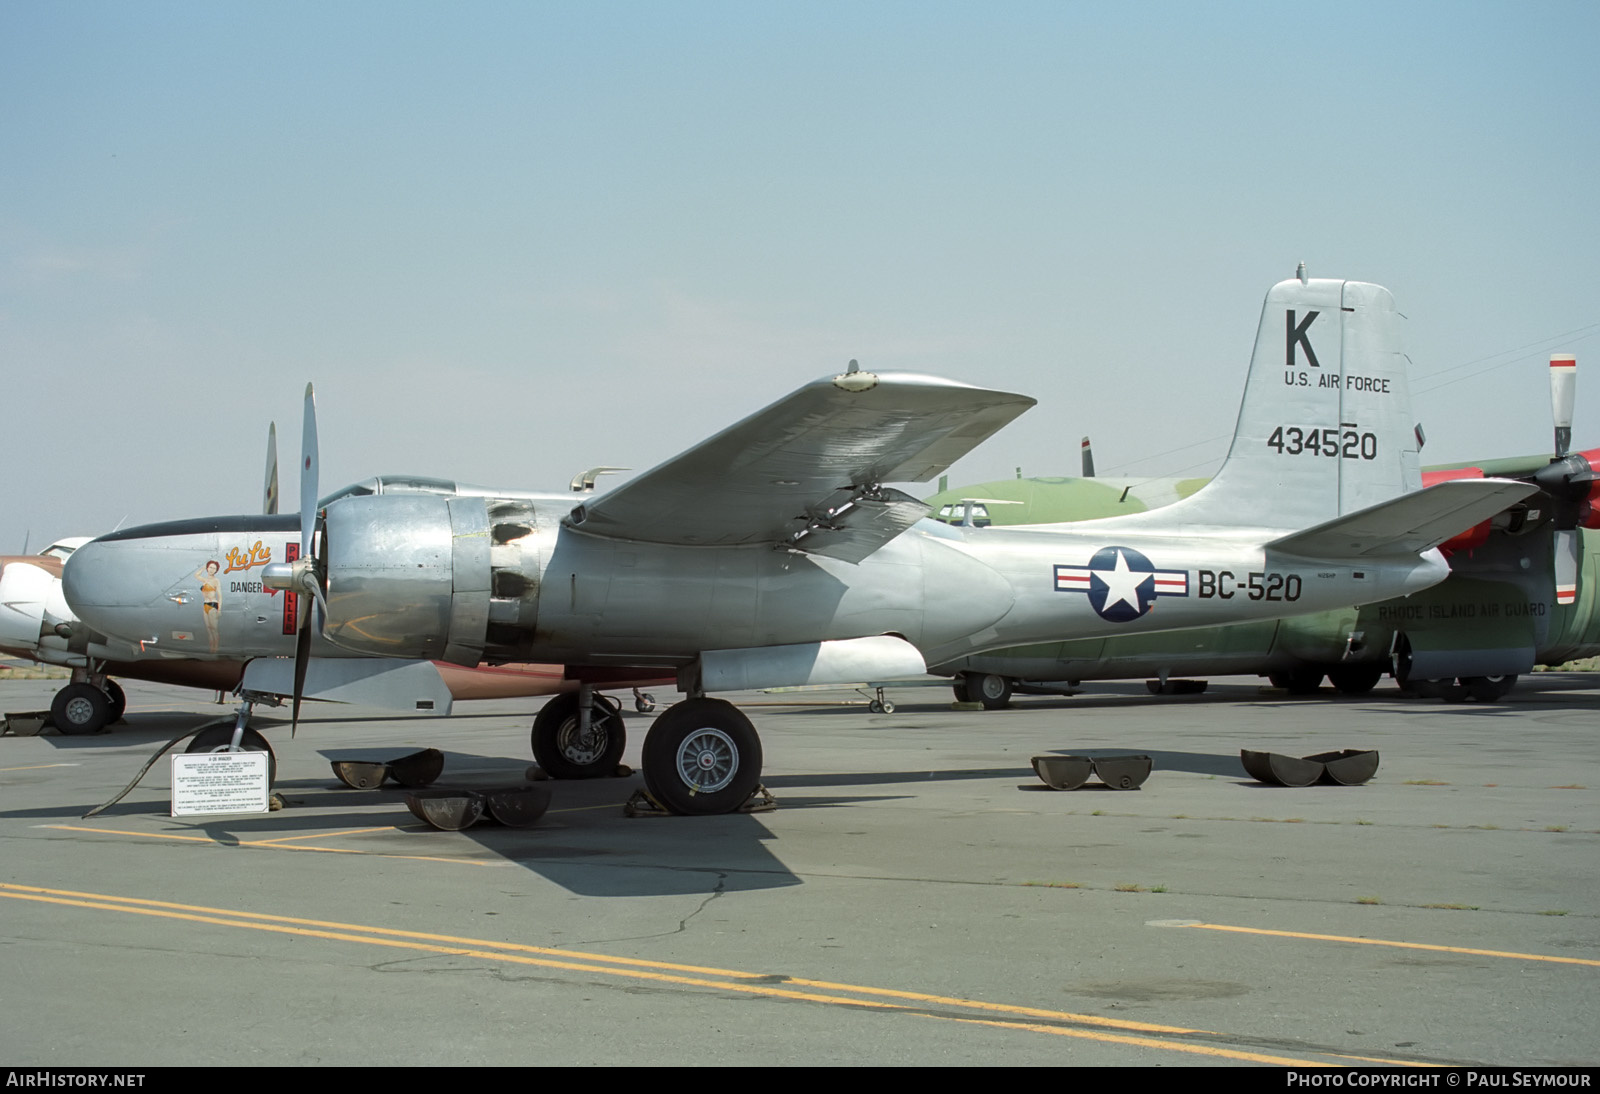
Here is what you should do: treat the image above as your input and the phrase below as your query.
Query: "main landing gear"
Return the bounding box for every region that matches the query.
[531,690,628,779]
[639,698,763,816]
[529,690,767,816]
[959,672,1012,710]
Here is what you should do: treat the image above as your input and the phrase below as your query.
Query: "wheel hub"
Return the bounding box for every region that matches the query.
[557,717,607,764]
[64,697,95,724]
[675,728,737,793]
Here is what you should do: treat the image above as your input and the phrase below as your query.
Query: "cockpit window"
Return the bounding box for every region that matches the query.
[932,503,991,527]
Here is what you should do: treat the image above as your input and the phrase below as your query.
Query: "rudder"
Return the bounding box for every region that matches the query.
[1163,276,1421,533]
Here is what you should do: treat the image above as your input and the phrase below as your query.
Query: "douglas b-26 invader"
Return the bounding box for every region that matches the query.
[64,273,1535,815]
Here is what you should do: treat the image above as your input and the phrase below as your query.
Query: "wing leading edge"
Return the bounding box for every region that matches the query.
[568,368,1036,562]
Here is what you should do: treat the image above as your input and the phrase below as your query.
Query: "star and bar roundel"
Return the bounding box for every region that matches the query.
[1053,546,1189,623]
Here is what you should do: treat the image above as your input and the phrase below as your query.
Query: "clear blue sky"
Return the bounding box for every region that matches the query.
[3,1,1597,546]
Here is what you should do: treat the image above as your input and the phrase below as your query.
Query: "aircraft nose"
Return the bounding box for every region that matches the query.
[61,537,181,638]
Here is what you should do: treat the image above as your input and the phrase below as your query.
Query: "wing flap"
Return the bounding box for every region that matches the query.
[1266,479,1539,559]
[570,369,1035,556]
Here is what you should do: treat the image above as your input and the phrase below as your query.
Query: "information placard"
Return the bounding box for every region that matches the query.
[171,752,271,816]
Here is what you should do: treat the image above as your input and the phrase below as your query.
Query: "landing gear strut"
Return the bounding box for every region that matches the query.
[184,700,277,783]
[531,690,627,778]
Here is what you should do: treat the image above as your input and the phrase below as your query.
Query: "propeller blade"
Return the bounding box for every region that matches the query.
[1080,436,1095,478]
[1551,355,1575,459]
[299,383,319,559]
[263,422,279,515]
[291,605,312,736]
[1554,528,1580,606]
[291,382,321,738]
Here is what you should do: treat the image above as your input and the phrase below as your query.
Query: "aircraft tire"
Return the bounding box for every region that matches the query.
[1269,669,1324,695]
[186,725,277,784]
[1327,666,1384,696]
[950,678,971,703]
[1461,675,1517,702]
[968,672,1013,710]
[103,679,127,723]
[641,698,762,816]
[50,684,111,736]
[531,693,626,779]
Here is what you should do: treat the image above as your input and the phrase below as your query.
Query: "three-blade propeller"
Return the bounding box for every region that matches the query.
[1534,355,1597,606]
[260,383,327,733]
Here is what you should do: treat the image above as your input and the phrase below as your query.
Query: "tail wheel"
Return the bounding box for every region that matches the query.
[532,693,627,779]
[50,684,112,736]
[641,699,762,816]
[186,725,277,784]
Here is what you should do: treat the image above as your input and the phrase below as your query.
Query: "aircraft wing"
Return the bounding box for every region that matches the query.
[1266,479,1539,559]
[568,369,1035,562]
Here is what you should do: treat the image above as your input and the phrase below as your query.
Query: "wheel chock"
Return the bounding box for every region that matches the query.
[2,712,51,737]
[1091,754,1153,790]
[387,748,445,788]
[1032,754,1152,791]
[1032,756,1093,790]
[1240,749,1379,787]
[624,788,672,817]
[623,784,777,817]
[332,748,445,790]
[331,760,391,790]
[1306,749,1380,786]
[484,786,552,828]
[405,790,486,830]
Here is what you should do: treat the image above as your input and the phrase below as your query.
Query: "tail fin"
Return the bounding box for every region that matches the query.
[1155,277,1421,532]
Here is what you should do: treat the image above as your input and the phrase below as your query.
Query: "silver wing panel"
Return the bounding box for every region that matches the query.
[568,370,1035,556]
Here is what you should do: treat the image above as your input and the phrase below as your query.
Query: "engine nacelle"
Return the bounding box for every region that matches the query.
[321,494,542,665]
[1420,467,1492,554]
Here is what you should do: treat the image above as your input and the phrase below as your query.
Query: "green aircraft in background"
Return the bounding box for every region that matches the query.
[924,358,1600,708]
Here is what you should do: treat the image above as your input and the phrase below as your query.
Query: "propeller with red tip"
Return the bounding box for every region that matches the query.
[1533,356,1600,606]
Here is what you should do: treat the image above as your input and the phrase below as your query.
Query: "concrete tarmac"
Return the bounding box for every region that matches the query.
[1,673,1595,1067]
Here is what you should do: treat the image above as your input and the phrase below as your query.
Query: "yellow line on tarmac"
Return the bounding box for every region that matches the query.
[250,827,396,845]
[0,763,80,772]
[0,882,1378,1066]
[40,824,504,867]
[1186,923,1600,967]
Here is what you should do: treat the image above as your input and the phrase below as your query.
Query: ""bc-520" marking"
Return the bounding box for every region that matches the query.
[1197,570,1303,601]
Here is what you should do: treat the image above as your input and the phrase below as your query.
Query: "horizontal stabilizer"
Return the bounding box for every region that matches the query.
[570,370,1034,557]
[1266,479,1537,559]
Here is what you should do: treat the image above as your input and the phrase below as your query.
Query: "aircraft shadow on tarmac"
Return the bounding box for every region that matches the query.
[8,737,804,897]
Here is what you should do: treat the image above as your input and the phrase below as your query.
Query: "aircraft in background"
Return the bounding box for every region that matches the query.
[66,274,1532,814]
[924,355,1599,706]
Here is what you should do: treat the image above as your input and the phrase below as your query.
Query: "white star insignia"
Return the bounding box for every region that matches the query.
[1092,549,1152,615]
